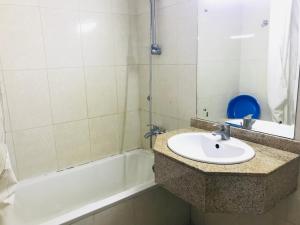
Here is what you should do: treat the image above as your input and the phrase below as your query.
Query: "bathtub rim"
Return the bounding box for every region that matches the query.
[16,149,153,189]
[45,180,157,225]
[12,149,156,225]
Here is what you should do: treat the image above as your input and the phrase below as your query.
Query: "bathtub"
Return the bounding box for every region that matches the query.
[2,149,155,225]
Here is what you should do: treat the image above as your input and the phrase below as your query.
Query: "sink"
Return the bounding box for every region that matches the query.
[167,132,255,165]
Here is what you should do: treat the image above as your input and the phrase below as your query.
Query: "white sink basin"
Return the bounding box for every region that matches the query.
[167,132,255,165]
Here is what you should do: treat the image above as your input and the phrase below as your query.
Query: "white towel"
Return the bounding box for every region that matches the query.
[0,144,17,209]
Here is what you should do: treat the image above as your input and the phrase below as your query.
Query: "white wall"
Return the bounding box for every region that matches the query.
[0,0,141,180]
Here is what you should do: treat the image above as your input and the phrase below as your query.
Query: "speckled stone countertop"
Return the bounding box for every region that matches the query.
[153,127,299,176]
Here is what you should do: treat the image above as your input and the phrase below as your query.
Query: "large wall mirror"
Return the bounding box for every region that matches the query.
[196,0,300,139]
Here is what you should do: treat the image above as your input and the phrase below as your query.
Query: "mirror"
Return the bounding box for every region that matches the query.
[196,0,300,139]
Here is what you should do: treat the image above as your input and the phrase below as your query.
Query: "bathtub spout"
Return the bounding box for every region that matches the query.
[144,125,166,139]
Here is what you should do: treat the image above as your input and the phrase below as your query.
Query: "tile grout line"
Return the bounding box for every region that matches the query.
[78,8,93,163]
[37,3,60,171]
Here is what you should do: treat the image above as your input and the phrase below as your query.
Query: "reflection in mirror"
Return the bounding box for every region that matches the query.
[196,0,300,139]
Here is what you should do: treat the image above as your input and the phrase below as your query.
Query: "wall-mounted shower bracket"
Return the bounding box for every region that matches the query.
[151,44,161,55]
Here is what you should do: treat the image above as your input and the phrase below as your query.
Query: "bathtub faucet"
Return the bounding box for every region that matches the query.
[144,125,166,139]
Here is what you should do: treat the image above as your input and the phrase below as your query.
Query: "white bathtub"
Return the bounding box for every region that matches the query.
[2,149,155,225]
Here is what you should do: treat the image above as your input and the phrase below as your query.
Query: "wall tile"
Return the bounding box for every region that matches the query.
[138,65,149,112]
[152,113,179,131]
[135,0,149,15]
[89,115,120,160]
[94,200,135,225]
[48,68,87,123]
[0,6,46,70]
[113,14,130,66]
[0,0,38,5]
[40,0,80,10]
[80,12,115,66]
[116,66,139,113]
[132,187,168,225]
[165,190,190,225]
[79,0,111,13]
[154,5,177,65]
[4,70,52,130]
[176,0,198,64]
[178,65,196,121]
[139,110,151,149]
[120,111,141,151]
[41,8,83,68]
[13,126,57,179]
[54,120,91,169]
[112,0,129,14]
[136,13,150,65]
[71,217,94,225]
[153,65,178,118]
[85,66,118,117]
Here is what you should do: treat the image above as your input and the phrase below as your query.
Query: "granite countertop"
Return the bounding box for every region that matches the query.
[153,128,299,176]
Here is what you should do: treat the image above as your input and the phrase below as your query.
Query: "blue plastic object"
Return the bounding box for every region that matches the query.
[227,95,261,119]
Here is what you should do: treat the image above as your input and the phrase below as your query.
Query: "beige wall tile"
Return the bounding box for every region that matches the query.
[153,65,178,118]
[113,15,130,66]
[94,200,135,225]
[112,0,129,14]
[48,68,87,123]
[121,111,141,151]
[178,65,197,121]
[41,8,83,68]
[116,66,139,113]
[40,0,80,10]
[165,190,190,225]
[0,6,46,70]
[13,126,57,179]
[71,216,94,225]
[79,0,111,13]
[80,12,114,66]
[54,120,91,169]
[85,66,118,117]
[89,115,120,160]
[0,0,38,5]
[4,70,52,131]
[132,187,168,225]
[138,65,149,112]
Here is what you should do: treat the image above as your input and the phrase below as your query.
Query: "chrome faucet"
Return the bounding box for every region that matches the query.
[242,114,256,130]
[144,125,166,139]
[212,123,231,140]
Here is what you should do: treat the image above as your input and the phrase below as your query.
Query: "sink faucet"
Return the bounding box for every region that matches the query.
[144,125,166,139]
[212,123,231,140]
[242,114,256,130]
